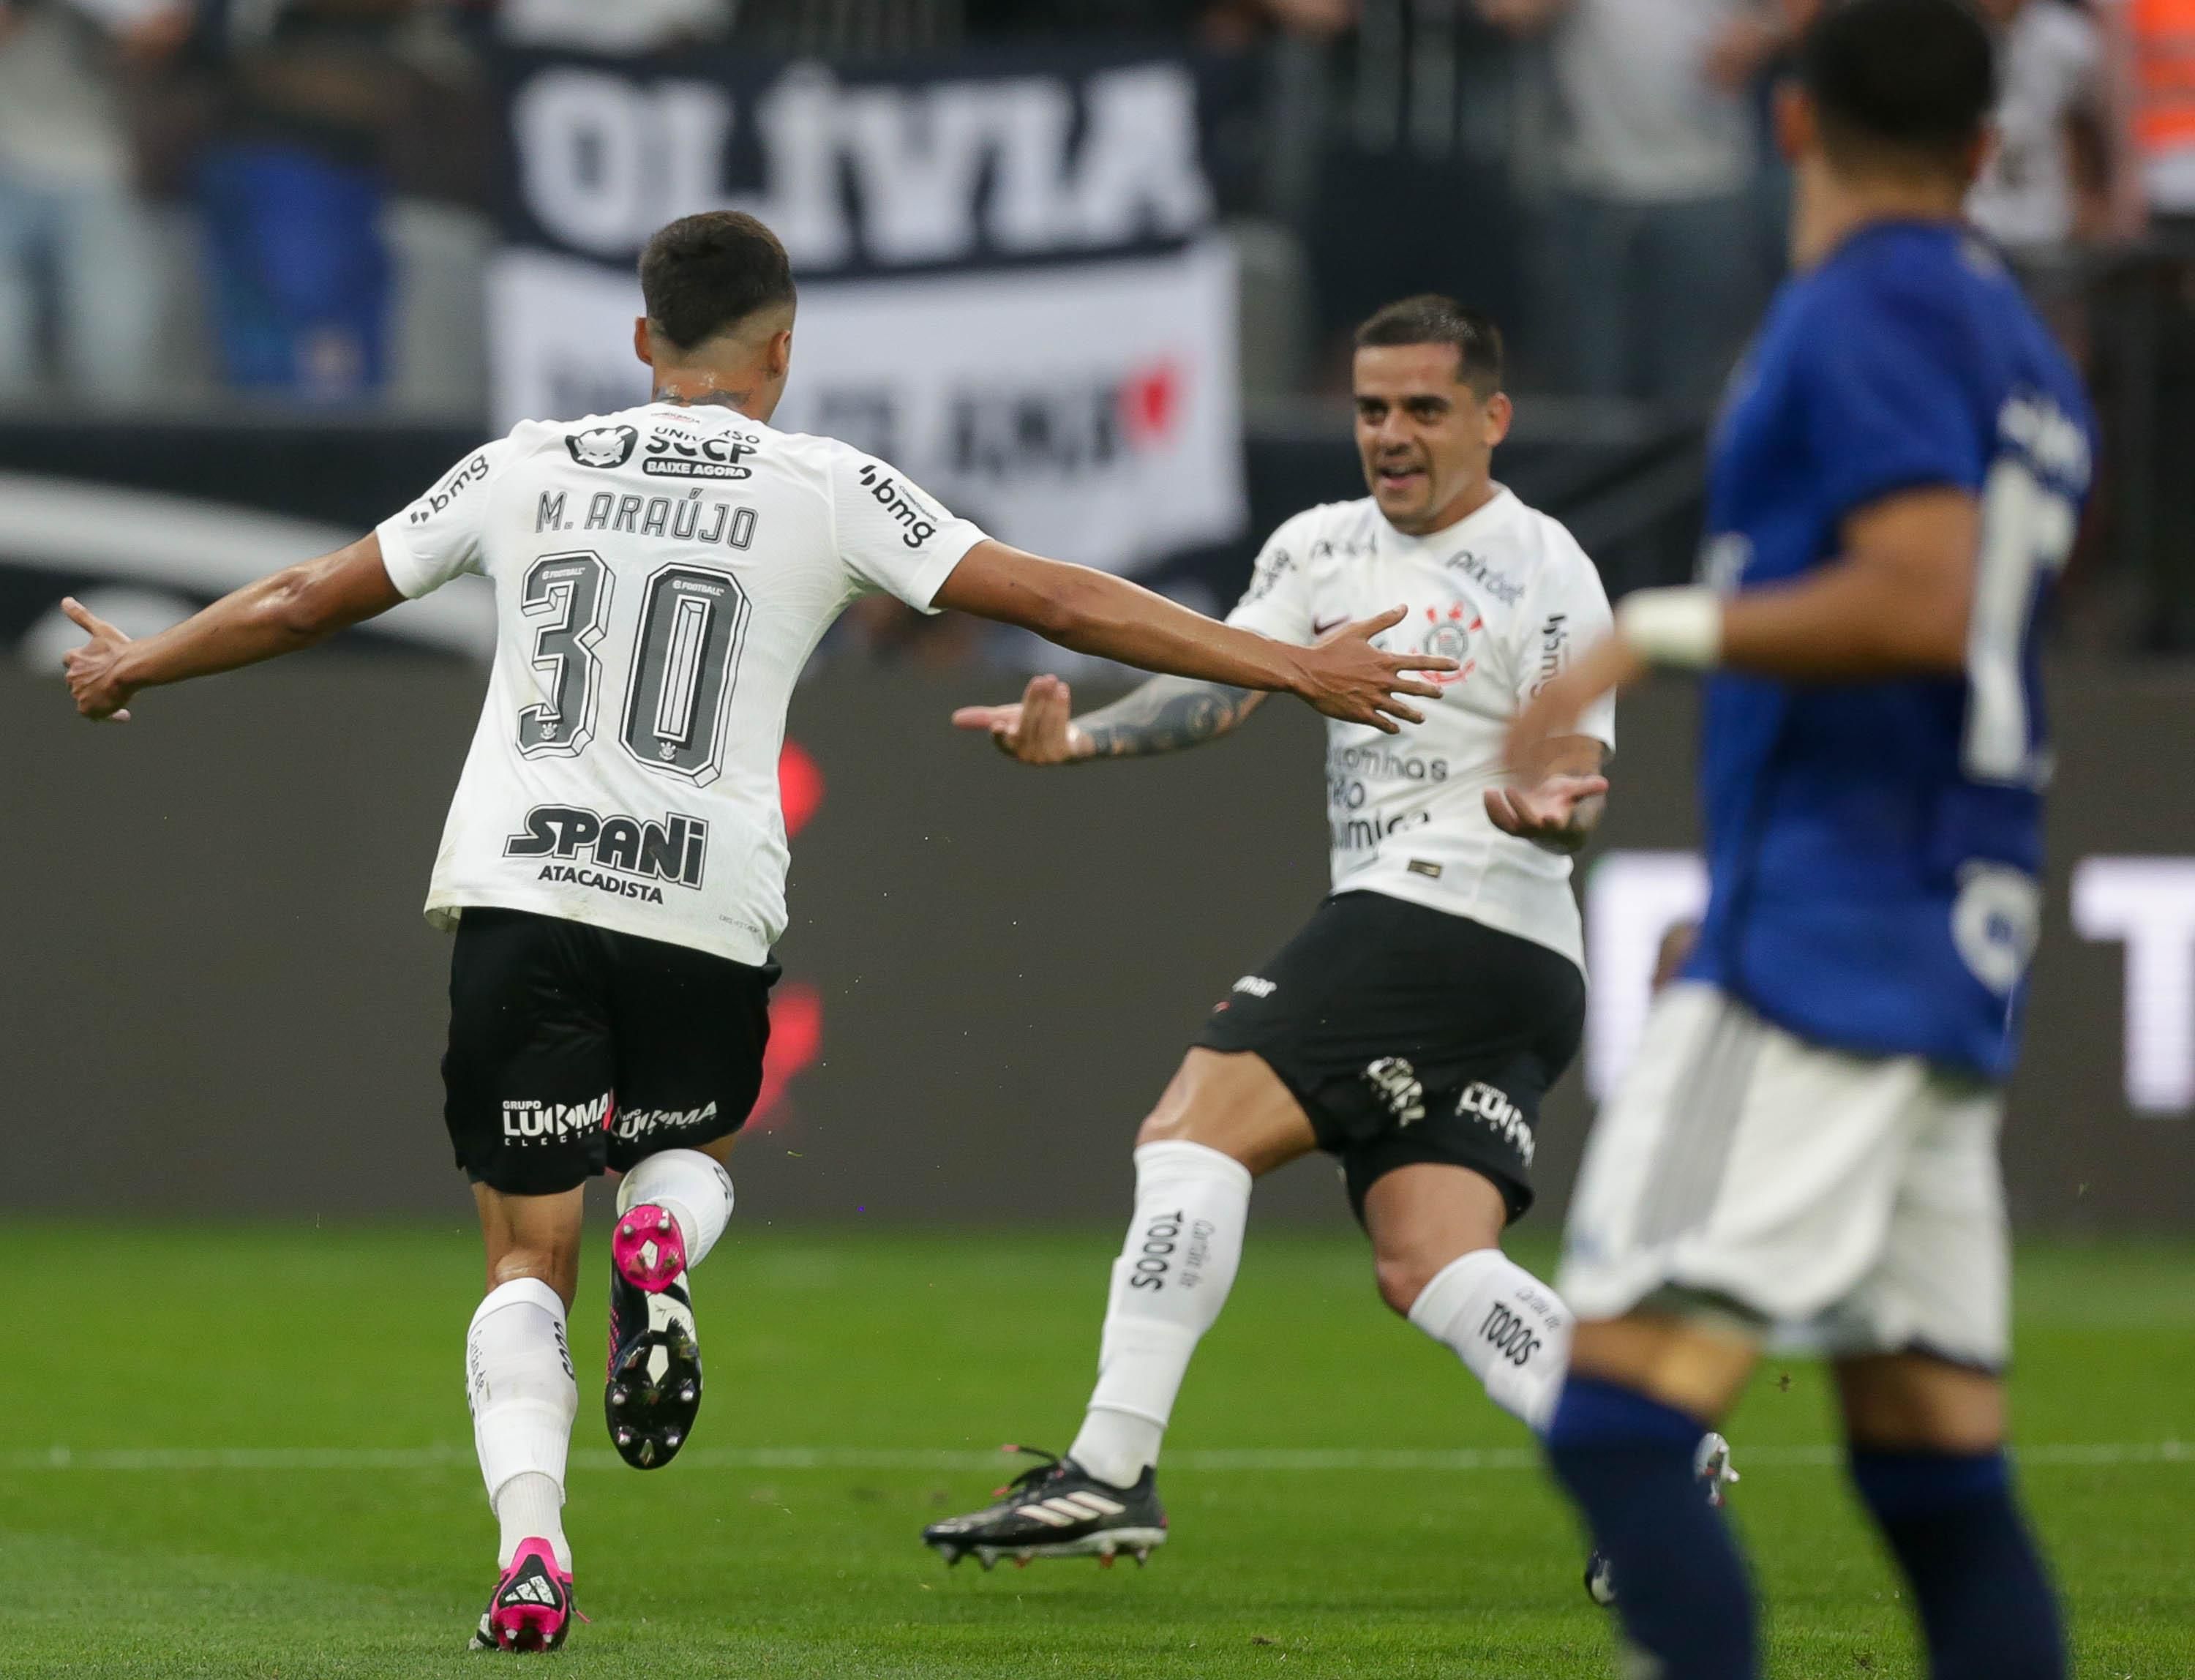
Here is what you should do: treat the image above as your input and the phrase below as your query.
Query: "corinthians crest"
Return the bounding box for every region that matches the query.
[1418,602,1480,685]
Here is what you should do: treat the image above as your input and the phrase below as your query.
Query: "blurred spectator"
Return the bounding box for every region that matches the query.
[1968,0,2142,260]
[184,0,454,402]
[1288,1,1534,385]
[0,0,180,404]
[1483,0,1782,406]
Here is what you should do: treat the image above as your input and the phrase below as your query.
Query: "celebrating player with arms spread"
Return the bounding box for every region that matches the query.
[1514,3,2094,1675]
[55,213,1452,1652]
[926,298,1718,1571]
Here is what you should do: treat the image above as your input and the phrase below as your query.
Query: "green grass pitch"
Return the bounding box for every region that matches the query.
[0,1223,2188,1679]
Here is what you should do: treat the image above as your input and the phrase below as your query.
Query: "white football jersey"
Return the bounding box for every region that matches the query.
[1226,487,1616,967]
[376,402,987,967]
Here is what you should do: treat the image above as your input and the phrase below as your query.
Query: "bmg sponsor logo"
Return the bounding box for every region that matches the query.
[504,805,708,904]
[855,463,941,548]
[408,451,492,524]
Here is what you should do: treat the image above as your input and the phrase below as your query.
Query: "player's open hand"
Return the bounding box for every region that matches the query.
[950,675,1092,765]
[59,597,138,722]
[1485,773,1610,854]
[1506,636,1640,771]
[1292,607,1455,733]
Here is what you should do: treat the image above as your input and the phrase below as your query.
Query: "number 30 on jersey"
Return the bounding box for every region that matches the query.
[514,550,754,789]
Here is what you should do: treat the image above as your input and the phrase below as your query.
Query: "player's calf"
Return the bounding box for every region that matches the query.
[1546,1376,1758,1677]
[465,1277,579,1642]
[1849,1446,2064,1679]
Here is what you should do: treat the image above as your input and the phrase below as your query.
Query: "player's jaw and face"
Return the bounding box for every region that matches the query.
[1353,343,1512,538]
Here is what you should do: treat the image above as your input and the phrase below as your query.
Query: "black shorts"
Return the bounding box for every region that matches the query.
[1193,890,1585,1224]
[443,907,779,1196]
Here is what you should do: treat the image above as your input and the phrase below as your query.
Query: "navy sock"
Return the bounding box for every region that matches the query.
[1850,1448,2065,1680]
[1545,1377,1757,1679]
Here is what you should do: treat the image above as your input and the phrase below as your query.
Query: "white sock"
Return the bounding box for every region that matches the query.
[1067,1140,1252,1488]
[1406,1250,1572,1433]
[618,1148,735,1270]
[466,1278,578,1572]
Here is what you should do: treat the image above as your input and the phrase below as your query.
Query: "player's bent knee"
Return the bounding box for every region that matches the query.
[1373,1251,1451,1317]
[1129,1051,1314,1176]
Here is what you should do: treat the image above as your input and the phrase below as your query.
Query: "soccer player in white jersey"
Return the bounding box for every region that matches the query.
[54,212,1454,1652]
[922,298,1731,1572]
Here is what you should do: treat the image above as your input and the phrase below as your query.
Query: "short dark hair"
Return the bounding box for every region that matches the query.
[1798,0,1995,177]
[639,212,798,353]
[1354,296,1504,394]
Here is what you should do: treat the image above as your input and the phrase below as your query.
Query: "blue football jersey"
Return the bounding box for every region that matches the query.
[1684,221,2095,1079]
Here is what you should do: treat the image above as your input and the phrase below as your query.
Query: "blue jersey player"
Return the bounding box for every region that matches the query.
[1508,1,2093,1675]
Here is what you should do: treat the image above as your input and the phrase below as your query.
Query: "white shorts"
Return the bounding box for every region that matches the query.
[1559,983,2010,1369]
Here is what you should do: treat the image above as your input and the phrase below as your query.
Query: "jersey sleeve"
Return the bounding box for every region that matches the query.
[1223,511,1320,643]
[1800,282,1989,517]
[375,437,516,598]
[830,448,988,613]
[1520,528,1617,751]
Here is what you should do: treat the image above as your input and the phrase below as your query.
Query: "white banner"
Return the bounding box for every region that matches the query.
[492,48,1247,574]
[487,239,1242,574]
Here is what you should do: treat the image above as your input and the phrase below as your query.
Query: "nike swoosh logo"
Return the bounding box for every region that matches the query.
[1312,616,1348,636]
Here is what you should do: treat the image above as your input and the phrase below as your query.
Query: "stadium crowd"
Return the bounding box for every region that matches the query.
[0,0,2166,412]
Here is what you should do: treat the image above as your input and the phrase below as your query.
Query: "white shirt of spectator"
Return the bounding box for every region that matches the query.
[1968,0,2104,252]
[1550,0,1756,202]
[377,402,986,967]
[1225,488,1616,969]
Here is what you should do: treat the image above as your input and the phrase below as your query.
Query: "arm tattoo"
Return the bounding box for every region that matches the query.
[1075,675,1264,759]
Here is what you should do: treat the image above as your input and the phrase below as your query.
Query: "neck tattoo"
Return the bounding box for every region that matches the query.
[653,387,755,413]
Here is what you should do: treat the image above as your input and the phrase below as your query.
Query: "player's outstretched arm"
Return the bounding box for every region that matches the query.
[1506,486,1981,766]
[60,533,405,721]
[951,673,1267,765]
[933,539,1452,734]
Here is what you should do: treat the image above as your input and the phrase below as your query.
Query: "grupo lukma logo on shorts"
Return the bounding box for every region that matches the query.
[1457,1081,1535,1165]
[502,1094,611,1144]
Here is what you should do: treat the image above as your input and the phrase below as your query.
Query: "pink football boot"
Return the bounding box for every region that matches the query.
[612,1203,688,1293]
[470,1538,577,1653]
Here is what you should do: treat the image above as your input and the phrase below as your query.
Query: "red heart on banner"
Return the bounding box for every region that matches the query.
[1119,361,1181,446]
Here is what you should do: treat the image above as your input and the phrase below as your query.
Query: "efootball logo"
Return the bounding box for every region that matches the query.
[566,424,639,470]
